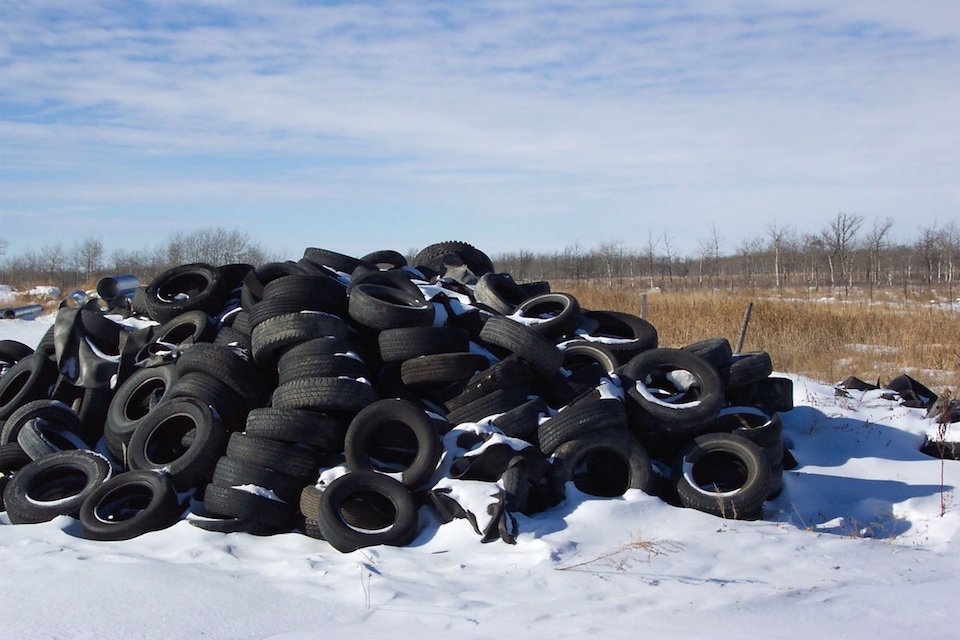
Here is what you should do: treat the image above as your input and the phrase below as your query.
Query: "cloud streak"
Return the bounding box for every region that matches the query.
[1,1,957,256]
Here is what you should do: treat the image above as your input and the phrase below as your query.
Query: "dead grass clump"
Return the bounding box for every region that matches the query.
[566,285,960,393]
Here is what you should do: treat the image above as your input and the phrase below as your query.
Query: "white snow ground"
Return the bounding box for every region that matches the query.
[1,317,958,640]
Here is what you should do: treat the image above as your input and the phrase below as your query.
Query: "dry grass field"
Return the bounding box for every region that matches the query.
[566,283,960,393]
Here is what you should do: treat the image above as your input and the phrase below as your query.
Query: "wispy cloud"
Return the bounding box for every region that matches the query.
[1,1,957,256]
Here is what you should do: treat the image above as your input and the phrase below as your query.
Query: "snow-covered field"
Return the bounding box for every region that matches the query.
[1,317,957,639]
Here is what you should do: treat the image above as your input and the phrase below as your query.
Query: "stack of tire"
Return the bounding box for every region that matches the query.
[1,240,794,550]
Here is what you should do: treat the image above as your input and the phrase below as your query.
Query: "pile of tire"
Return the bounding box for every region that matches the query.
[0,241,793,550]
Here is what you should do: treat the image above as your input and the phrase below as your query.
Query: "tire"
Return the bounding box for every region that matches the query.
[214,326,252,351]
[491,397,547,443]
[378,327,470,363]
[344,399,442,488]
[413,241,494,278]
[3,450,113,524]
[36,326,56,359]
[726,376,794,414]
[50,382,113,445]
[560,340,619,377]
[127,398,228,491]
[249,275,348,326]
[277,354,369,386]
[727,352,773,389]
[620,348,724,438]
[443,355,537,412]
[682,337,733,373]
[272,377,378,414]
[151,310,216,348]
[211,456,306,505]
[299,484,323,520]
[202,484,294,529]
[672,433,771,520]
[218,262,254,292]
[79,470,182,541]
[445,387,530,426]
[240,261,306,310]
[537,398,628,456]
[711,406,783,448]
[277,336,358,369]
[315,471,419,552]
[347,268,423,298]
[580,310,658,366]
[144,262,230,323]
[0,353,58,421]
[1,399,81,446]
[167,372,248,431]
[302,247,371,275]
[225,432,320,480]
[552,431,652,496]
[244,407,347,452]
[474,273,528,315]
[479,316,563,373]
[0,441,31,472]
[0,340,34,365]
[106,365,177,459]
[15,416,88,460]
[512,293,582,341]
[360,249,408,269]
[251,312,351,366]
[175,343,267,403]
[400,353,489,387]
[348,284,434,330]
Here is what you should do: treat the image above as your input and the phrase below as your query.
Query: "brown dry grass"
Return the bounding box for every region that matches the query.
[565,283,960,393]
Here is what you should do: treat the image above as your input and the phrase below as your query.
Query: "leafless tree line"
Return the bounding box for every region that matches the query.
[0,228,267,291]
[2,215,958,301]
[494,214,960,300]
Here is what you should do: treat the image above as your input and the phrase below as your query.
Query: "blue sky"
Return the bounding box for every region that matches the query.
[1,1,958,259]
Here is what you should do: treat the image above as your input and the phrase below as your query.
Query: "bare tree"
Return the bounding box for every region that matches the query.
[661,233,675,287]
[644,231,658,289]
[75,236,104,279]
[766,221,791,294]
[821,212,864,294]
[863,217,893,300]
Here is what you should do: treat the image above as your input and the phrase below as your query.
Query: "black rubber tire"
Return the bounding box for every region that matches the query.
[79,470,182,541]
[346,268,423,298]
[202,483,294,529]
[315,471,419,552]
[225,432,320,480]
[500,463,530,513]
[512,293,582,341]
[299,484,323,520]
[127,398,228,491]
[445,387,530,426]
[277,354,369,386]
[443,355,537,412]
[620,348,724,438]
[400,353,490,387]
[360,250,408,269]
[0,353,58,421]
[413,241,494,278]
[272,377,378,414]
[580,310,658,366]
[302,247,371,275]
[166,371,249,431]
[249,275,348,326]
[767,463,784,499]
[378,327,470,363]
[1,399,81,446]
[491,397,547,443]
[474,273,528,314]
[151,310,216,348]
[36,325,56,359]
[211,456,306,505]
[51,381,114,445]
[711,407,783,448]
[277,336,358,369]
[479,316,563,373]
[0,340,34,364]
[144,262,230,323]
[537,398,628,456]
[727,352,774,389]
[672,433,771,520]
[552,430,652,496]
[251,312,351,366]
[682,337,733,372]
[726,376,794,414]
[348,283,434,330]
[244,407,347,452]
[15,415,88,460]
[214,326,252,351]
[106,365,177,459]
[3,450,113,524]
[344,399,442,488]
[560,340,618,377]
[0,441,31,472]
[218,262,254,293]
[240,261,306,310]
[175,343,267,404]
